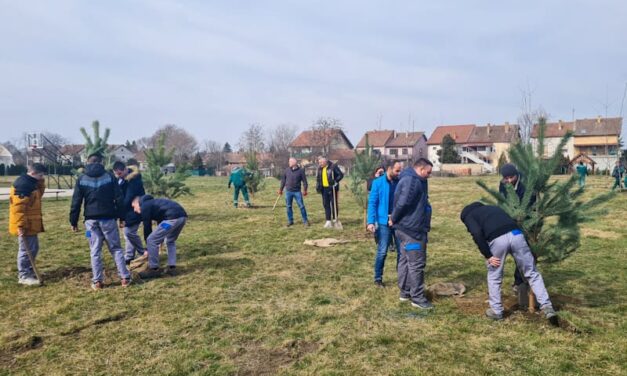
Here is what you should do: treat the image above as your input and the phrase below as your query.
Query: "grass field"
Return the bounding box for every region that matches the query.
[0,175,625,375]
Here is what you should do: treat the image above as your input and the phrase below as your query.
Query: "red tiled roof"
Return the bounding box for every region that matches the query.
[356,130,395,148]
[60,144,85,155]
[531,121,574,138]
[573,117,621,136]
[427,125,475,145]
[385,132,426,147]
[289,129,354,149]
[328,149,356,161]
[467,124,518,144]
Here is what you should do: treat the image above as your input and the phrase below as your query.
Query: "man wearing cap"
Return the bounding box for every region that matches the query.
[70,153,131,290]
[460,202,556,321]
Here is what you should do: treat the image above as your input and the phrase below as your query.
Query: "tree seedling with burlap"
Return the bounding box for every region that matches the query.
[347,136,381,227]
[143,133,191,199]
[477,117,614,311]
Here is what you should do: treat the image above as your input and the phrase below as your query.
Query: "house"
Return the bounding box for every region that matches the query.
[108,145,136,163]
[355,130,395,156]
[289,128,354,170]
[0,144,14,166]
[461,123,519,171]
[426,125,476,170]
[58,144,87,165]
[384,131,428,163]
[531,117,622,172]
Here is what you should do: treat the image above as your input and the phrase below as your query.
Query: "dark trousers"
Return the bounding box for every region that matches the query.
[396,229,428,302]
[320,187,338,221]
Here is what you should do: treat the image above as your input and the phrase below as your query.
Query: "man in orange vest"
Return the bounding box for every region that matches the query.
[9,163,47,286]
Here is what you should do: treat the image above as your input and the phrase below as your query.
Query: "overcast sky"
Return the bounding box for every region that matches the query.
[2,1,626,147]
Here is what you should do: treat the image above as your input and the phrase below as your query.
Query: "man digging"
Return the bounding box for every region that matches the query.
[460,202,557,321]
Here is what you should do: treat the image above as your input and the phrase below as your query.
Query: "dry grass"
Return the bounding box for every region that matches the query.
[0,175,625,375]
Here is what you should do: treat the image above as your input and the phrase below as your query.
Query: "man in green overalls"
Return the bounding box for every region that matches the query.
[575,161,587,188]
[228,167,251,208]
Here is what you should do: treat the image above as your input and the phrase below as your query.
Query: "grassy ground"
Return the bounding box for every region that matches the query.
[0,175,625,375]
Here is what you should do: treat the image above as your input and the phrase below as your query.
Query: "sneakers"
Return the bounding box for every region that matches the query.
[139,268,162,279]
[399,295,410,302]
[485,308,504,320]
[285,222,294,228]
[91,281,104,291]
[303,221,310,228]
[18,276,40,286]
[411,300,434,310]
[324,221,333,228]
[374,280,385,288]
[121,278,131,288]
[542,305,557,319]
[164,265,178,276]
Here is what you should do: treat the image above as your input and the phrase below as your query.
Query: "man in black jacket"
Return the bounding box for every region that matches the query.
[132,195,187,279]
[498,163,537,293]
[70,153,131,290]
[389,158,433,309]
[113,161,146,264]
[315,156,343,228]
[279,157,309,227]
[460,202,556,321]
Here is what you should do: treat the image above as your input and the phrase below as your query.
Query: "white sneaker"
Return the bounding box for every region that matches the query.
[18,277,40,286]
[324,221,333,228]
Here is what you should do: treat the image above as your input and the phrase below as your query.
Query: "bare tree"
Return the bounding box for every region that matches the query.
[310,117,343,156]
[203,139,224,173]
[238,123,265,153]
[518,87,549,144]
[150,124,198,165]
[2,141,26,165]
[268,123,297,173]
[43,132,70,146]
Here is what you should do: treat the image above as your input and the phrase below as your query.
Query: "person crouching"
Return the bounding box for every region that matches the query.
[133,195,187,279]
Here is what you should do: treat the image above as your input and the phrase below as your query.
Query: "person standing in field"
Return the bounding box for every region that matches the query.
[315,156,344,228]
[367,159,401,288]
[70,153,131,290]
[9,163,47,286]
[133,195,187,279]
[228,166,251,208]
[279,157,309,227]
[575,161,588,188]
[611,161,624,190]
[460,202,556,321]
[390,158,433,309]
[112,161,147,264]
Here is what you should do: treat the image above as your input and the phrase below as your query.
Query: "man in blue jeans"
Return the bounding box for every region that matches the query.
[367,159,401,287]
[279,157,309,227]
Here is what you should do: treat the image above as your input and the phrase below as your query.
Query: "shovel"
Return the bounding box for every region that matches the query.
[331,184,343,230]
[272,194,282,211]
[21,235,43,286]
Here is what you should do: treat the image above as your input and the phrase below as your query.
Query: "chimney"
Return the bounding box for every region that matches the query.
[597,116,602,124]
[505,124,510,133]
[487,123,492,136]
[452,132,457,140]
[558,120,563,130]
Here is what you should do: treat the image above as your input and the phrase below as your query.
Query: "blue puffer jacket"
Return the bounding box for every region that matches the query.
[367,175,397,225]
[390,167,432,239]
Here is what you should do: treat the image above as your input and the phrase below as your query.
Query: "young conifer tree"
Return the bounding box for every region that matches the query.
[477,117,614,262]
[143,133,191,199]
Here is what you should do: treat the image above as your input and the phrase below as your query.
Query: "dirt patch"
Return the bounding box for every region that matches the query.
[231,339,319,375]
[42,266,92,283]
[581,228,621,240]
[0,333,44,368]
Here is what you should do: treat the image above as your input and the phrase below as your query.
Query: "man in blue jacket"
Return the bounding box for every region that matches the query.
[389,158,433,309]
[367,159,402,287]
[70,153,131,290]
[113,161,146,264]
[132,195,187,279]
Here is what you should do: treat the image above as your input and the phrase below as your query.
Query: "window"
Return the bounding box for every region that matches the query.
[402,148,408,155]
[389,148,398,156]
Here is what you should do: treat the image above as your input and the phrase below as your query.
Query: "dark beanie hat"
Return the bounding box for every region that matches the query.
[500,163,518,178]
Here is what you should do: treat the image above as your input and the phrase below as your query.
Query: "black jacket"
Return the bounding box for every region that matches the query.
[390,167,432,239]
[280,166,308,192]
[70,163,123,226]
[118,167,146,227]
[139,195,187,240]
[13,174,39,197]
[316,162,343,193]
[499,178,537,207]
[460,202,520,259]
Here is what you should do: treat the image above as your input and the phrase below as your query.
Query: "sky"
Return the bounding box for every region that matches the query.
[1,0,627,148]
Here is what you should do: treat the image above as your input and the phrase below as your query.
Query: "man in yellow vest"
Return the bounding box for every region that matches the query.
[9,163,47,286]
[316,156,344,228]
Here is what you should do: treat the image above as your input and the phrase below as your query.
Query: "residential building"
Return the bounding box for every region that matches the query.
[426,125,476,171]
[289,128,354,171]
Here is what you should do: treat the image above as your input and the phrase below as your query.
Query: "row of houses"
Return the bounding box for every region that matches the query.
[286,116,623,174]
